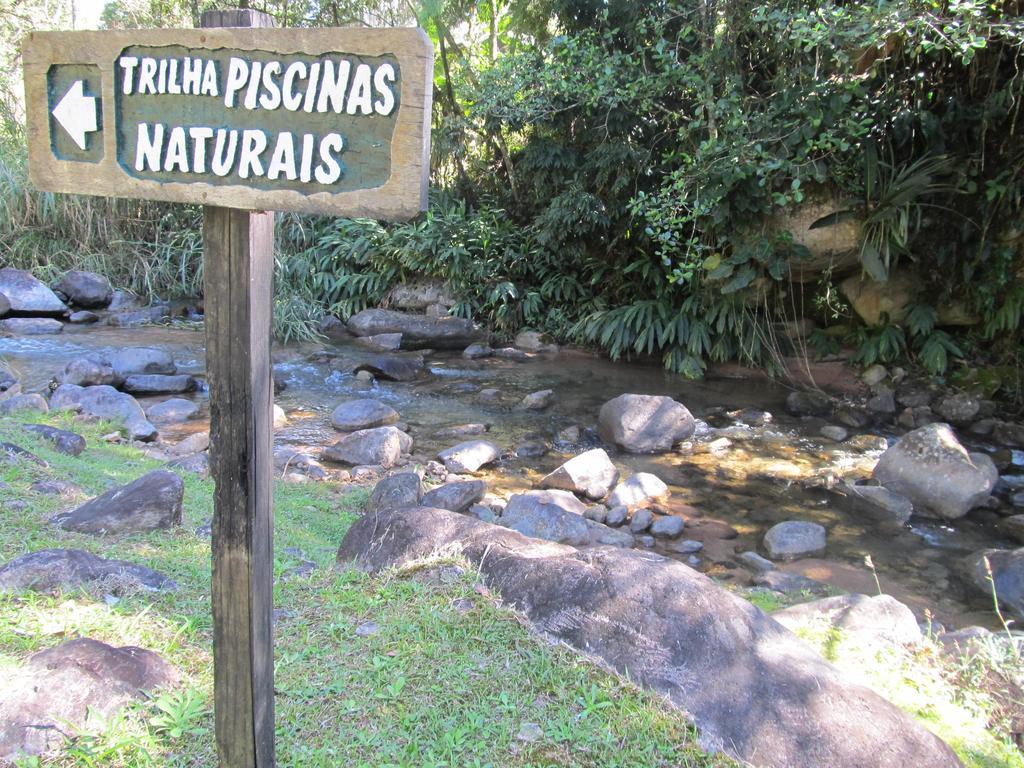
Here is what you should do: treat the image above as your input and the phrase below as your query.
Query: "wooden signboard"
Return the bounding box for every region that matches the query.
[22,24,432,218]
[23,12,432,768]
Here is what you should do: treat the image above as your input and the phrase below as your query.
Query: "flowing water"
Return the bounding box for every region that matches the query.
[2,322,1019,630]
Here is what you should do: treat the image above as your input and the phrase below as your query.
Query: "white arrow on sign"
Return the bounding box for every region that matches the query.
[51,80,98,151]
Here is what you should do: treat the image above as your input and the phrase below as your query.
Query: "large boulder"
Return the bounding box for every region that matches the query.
[146,398,200,425]
[772,594,922,647]
[50,384,157,442]
[352,354,424,382]
[967,548,1024,620]
[598,394,695,453]
[872,423,998,520]
[331,398,400,432]
[0,549,175,593]
[437,440,501,474]
[421,480,486,513]
[52,470,184,535]
[110,347,176,377]
[763,521,827,561]
[122,374,197,395]
[337,508,962,768]
[52,271,113,309]
[57,357,123,387]
[0,638,177,762]
[0,318,62,335]
[500,490,592,545]
[0,393,48,416]
[366,472,423,513]
[0,268,67,316]
[347,308,480,349]
[539,448,619,500]
[322,425,412,469]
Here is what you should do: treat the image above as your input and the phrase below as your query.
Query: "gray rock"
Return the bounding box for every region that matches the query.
[897,386,933,408]
[0,268,67,315]
[421,480,486,513]
[539,448,619,500]
[338,508,962,768]
[0,318,62,335]
[835,406,871,429]
[590,524,635,548]
[668,539,703,554]
[0,549,175,593]
[607,473,669,508]
[515,440,548,459]
[106,306,171,327]
[0,638,177,761]
[598,394,695,453]
[347,308,479,349]
[872,423,998,520]
[1,442,47,467]
[122,374,197,395]
[470,504,497,523]
[861,364,888,387]
[501,490,591,545]
[994,421,1024,448]
[517,389,554,410]
[68,310,100,324]
[57,358,123,387]
[935,392,980,425]
[50,384,157,442]
[841,483,914,524]
[0,291,8,316]
[493,347,529,361]
[366,472,423,512]
[322,426,412,469]
[739,551,776,572]
[763,521,827,561]
[168,432,209,456]
[0,393,48,415]
[272,447,327,481]
[650,515,685,538]
[354,332,402,352]
[168,451,210,478]
[462,343,493,359]
[629,508,654,533]
[583,505,608,523]
[146,398,200,425]
[107,290,141,310]
[514,330,559,353]
[52,470,184,535]
[477,388,503,404]
[752,570,833,596]
[352,353,424,382]
[331,398,400,431]
[773,594,922,647]
[845,434,889,453]
[785,390,833,417]
[967,548,1024,620]
[52,271,112,308]
[110,347,176,377]
[603,505,628,527]
[866,387,897,417]
[819,425,848,442]
[437,440,500,474]
[23,424,86,456]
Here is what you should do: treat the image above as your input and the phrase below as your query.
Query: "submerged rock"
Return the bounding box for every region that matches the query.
[539,448,619,501]
[872,423,998,520]
[0,549,175,593]
[840,483,914,524]
[517,389,554,410]
[52,470,184,535]
[598,394,695,453]
[338,508,962,768]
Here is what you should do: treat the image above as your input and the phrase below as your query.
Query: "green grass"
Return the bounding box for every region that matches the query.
[0,412,728,768]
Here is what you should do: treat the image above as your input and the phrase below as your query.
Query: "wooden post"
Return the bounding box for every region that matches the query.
[201,9,276,768]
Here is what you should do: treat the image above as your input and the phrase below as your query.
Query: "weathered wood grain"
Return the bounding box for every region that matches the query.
[22,25,431,219]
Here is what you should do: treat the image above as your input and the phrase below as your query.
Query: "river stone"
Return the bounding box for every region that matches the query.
[50,384,158,442]
[650,515,685,538]
[993,421,1024,448]
[739,551,776,572]
[168,432,209,456]
[23,424,86,456]
[774,594,922,647]
[366,472,423,513]
[0,549,175,593]
[517,389,554,410]
[437,440,501,474]
[935,392,980,426]
[421,480,486,513]
[0,638,178,762]
[872,423,998,520]
[168,451,210,478]
[501,490,591,545]
[514,330,559,353]
[462,343,493,359]
[819,425,848,442]
[0,268,67,316]
[539,448,619,501]
[68,310,100,324]
[352,353,424,382]
[753,570,834,596]
[338,508,962,768]
[331,398,400,431]
[763,521,827,561]
[785,390,833,417]
[629,507,654,533]
[0,317,63,335]
[598,394,695,453]
[607,472,669,508]
[146,398,200,425]
[347,308,480,349]
[122,374,197,395]
[605,505,628,527]
[354,333,402,352]
[52,271,113,308]
[322,425,412,469]
[106,306,171,327]
[967,548,1024,620]
[0,393,48,415]
[110,347,176,377]
[841,484,914,524]
[493,347,529,361]
[52,470,184,535]
[58,357,123,387]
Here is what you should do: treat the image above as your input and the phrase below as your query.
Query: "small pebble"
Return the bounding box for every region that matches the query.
[355,621,380,637]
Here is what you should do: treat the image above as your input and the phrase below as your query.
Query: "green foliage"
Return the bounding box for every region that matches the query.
[148,688,210,740]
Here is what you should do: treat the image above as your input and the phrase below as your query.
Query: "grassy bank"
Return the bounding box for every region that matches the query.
[0,412,726,768]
